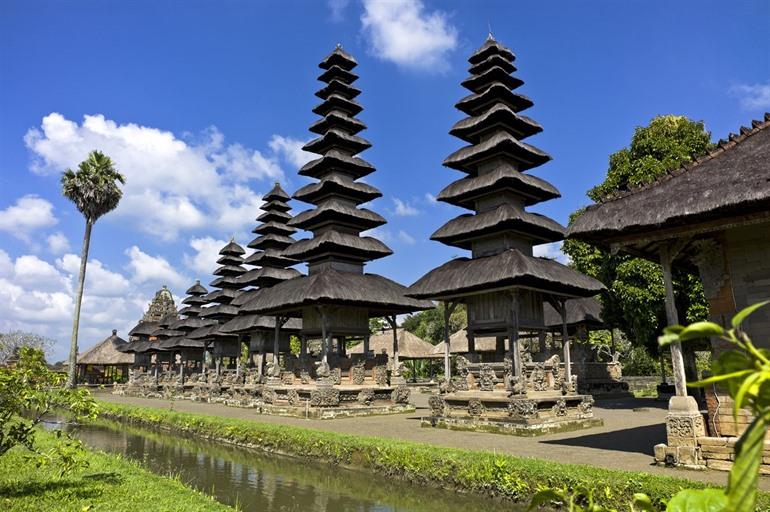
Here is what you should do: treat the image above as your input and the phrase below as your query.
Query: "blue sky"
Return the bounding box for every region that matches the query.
[1,0,768,361]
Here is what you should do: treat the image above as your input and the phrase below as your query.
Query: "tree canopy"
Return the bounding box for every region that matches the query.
[61,150,125,224]
[402,303,466,344]
[565,115,711,353]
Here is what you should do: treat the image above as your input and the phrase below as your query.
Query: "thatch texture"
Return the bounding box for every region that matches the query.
[443,131,550,172]
[219,314,302,334]
[543,297,604,329]
[283,231,392,262]
[241,270,433,317]
[437,167,559,208]
[289,200,386,231]
[569,115,770,246]
[431,329,498,355]
[348,328,435,359]
[78,330,133,365]
[408,248,604,299]
[128,320,159,337]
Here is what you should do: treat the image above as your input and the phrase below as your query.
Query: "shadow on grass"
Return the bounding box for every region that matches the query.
[0,471,123,499]
[542,423,666,456]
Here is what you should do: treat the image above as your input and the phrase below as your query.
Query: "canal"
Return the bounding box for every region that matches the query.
[55,418,518,512]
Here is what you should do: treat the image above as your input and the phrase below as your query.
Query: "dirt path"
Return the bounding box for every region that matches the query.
[95,391,766,490]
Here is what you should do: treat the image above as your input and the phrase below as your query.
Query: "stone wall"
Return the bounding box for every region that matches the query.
[622,376,664,392]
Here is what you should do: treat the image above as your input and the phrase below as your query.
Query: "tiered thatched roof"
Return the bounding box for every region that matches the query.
[199,240,247,323]
[543,296,604,330]
[568,114,770,261]
[78,330,133,365]
[242,46,432,319]
[348,328,435,359]
[408,35,603,300]
[157,281,216,350]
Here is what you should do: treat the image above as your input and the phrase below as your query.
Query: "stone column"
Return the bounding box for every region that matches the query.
[443,303,452,380]
[560,298,572,384]
[509,293,521,377]
[660,245,687,397]
[272,317,283,377]
[388,316,405,385]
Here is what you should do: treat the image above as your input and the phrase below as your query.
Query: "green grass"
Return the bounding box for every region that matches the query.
[97,401,770,511]
[0,428,234,512]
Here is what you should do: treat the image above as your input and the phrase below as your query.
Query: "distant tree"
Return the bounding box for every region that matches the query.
[564,115,711,358]
[0,331,53,365]
[369,317,387,334]
[61,151,125,388]
[402,303,466,344]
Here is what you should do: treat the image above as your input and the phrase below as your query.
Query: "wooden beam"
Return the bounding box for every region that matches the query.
[660,244,687,397]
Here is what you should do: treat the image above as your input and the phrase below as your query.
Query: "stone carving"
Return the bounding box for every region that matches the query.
[287,389,300,406]
[508,376,526,396]
[281,372,294,385]
[552,398,567,417]
[428,395,446,416]
[530,364,548,391]
[373,365,388,386]
[351,360,366,385]
[300,369,312,385]
[357,389,375,405]
[142,285,177,322]
[667,415,705,439]
[439,378,455,394]
[391,385,410,404]
[331,367,342,385]
[467,398,485,417]
[262,388,277,404]
[478,364,496,391]
[545,354,561,366]
[310,386,340,407]
[508,399,537,419]
[553,367,565,391]
[579,396,594,415]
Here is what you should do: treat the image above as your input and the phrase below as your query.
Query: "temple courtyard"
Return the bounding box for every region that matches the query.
[94,390,770,491]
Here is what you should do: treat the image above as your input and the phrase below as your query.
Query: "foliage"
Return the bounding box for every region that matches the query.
[0,331,53,365]
[0,348,98,474]
[369,317,387,334]
[94,401,769,511]
[0,427,233,512]
[289,335,301,356]
[564,115,712,354]
[61,150,125,224]
[402,303,466,344]
[658,301,770,512]
[623,346,661,377]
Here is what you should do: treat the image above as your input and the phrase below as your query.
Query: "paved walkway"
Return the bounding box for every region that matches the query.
[95,391,768,490]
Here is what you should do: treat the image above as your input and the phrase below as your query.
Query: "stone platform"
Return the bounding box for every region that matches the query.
[258,384,414,419]
[424,390,602,436]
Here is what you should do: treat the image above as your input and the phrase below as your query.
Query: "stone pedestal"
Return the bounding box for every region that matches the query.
[654,395,707,467]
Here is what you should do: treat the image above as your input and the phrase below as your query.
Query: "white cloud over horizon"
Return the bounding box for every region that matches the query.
[0,195,58,242]
[23,113,296,241]
[729,81,770,110]
[361,0,458,72]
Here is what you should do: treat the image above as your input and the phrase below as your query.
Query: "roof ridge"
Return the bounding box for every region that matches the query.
[593,113,770,207]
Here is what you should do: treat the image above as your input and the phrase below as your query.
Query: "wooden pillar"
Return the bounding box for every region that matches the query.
[539,330,547,356]
[387,316,399,370]
[467,331,476,355]
[509,293,521,376]
[300,335,307,357]
[180,353,185,384]
[319,307,329,364]
[660,244,687,397]
[273,316,283,377]
[363,334,370,357]
[560,298,572,384]
[443,302,454,380]
[338,335,346,356]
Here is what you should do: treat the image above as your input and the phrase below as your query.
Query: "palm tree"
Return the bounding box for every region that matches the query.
[62,150,125,387]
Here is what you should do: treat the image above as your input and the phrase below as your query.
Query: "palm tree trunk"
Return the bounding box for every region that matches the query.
[67,220,92,388]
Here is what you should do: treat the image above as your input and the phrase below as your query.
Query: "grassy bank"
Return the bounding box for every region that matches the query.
[97,401,770,511]
[0,427,234,512]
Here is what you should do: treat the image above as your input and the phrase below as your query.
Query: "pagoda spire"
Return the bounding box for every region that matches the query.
[199,240,247,322]
[285,46,391,272]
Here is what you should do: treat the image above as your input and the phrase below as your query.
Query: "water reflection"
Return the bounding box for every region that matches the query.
[65,419,517,512]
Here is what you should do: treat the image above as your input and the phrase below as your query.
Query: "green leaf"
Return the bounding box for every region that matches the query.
[726,412,769,511]
[731,300,770,329]
[687,369,754,388]
[678,321,724,342]
[527,489,564,510]
[663,325,685,335]
[658,333,680,347]
[665,488,727,512]
[733,372,763,418]
[632,493,654,512]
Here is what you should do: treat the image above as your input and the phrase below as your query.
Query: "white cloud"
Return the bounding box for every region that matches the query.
[14,255,70,293]
[125,245,188,288]
[24,113,288,240]
[328,0,350,21]
[424,192,438,204]
[183,236,228,276]
[268,135,315,168]
[397,230,416,244]
[0,249,13,278]
[57,253,131,297]
[361,0,458,71]
[533,242,569,265]
[46,232,70,254]
[362,227,415,245]
[0,195,57,241]
[729,81,770,110]
[392,197,420,216]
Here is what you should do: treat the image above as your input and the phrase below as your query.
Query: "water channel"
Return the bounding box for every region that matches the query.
[54,418,519,512]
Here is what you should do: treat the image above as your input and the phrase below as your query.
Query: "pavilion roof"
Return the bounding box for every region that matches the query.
[568,114,770,258]
[543,297,604,329]
[408,248,605,300]
[348,328,435,359]
[77,330,133,365]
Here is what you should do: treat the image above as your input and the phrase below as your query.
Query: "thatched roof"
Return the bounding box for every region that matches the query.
[568,114,770,256]
[293,174,381,203]
[408,248,604,300]
[299,149,375,180]
[283,231,392,262]
[319,44,357,71]
[348,328,435,359]
[128,320,159,337]
[218,313,302,334]
[241,269,434,317]
[431,329,499,355]
[431,204,565,248]
[437,166,559,209]
[289,200,386,231]
[469,35,515,64]
[443,130,550,172]
[78,330,133,365]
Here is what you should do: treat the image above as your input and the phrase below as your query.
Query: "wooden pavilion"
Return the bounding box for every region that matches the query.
[407,35,605,435]
[241,45,433,417]
[77,330,133,385]
[568,114,770,469]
